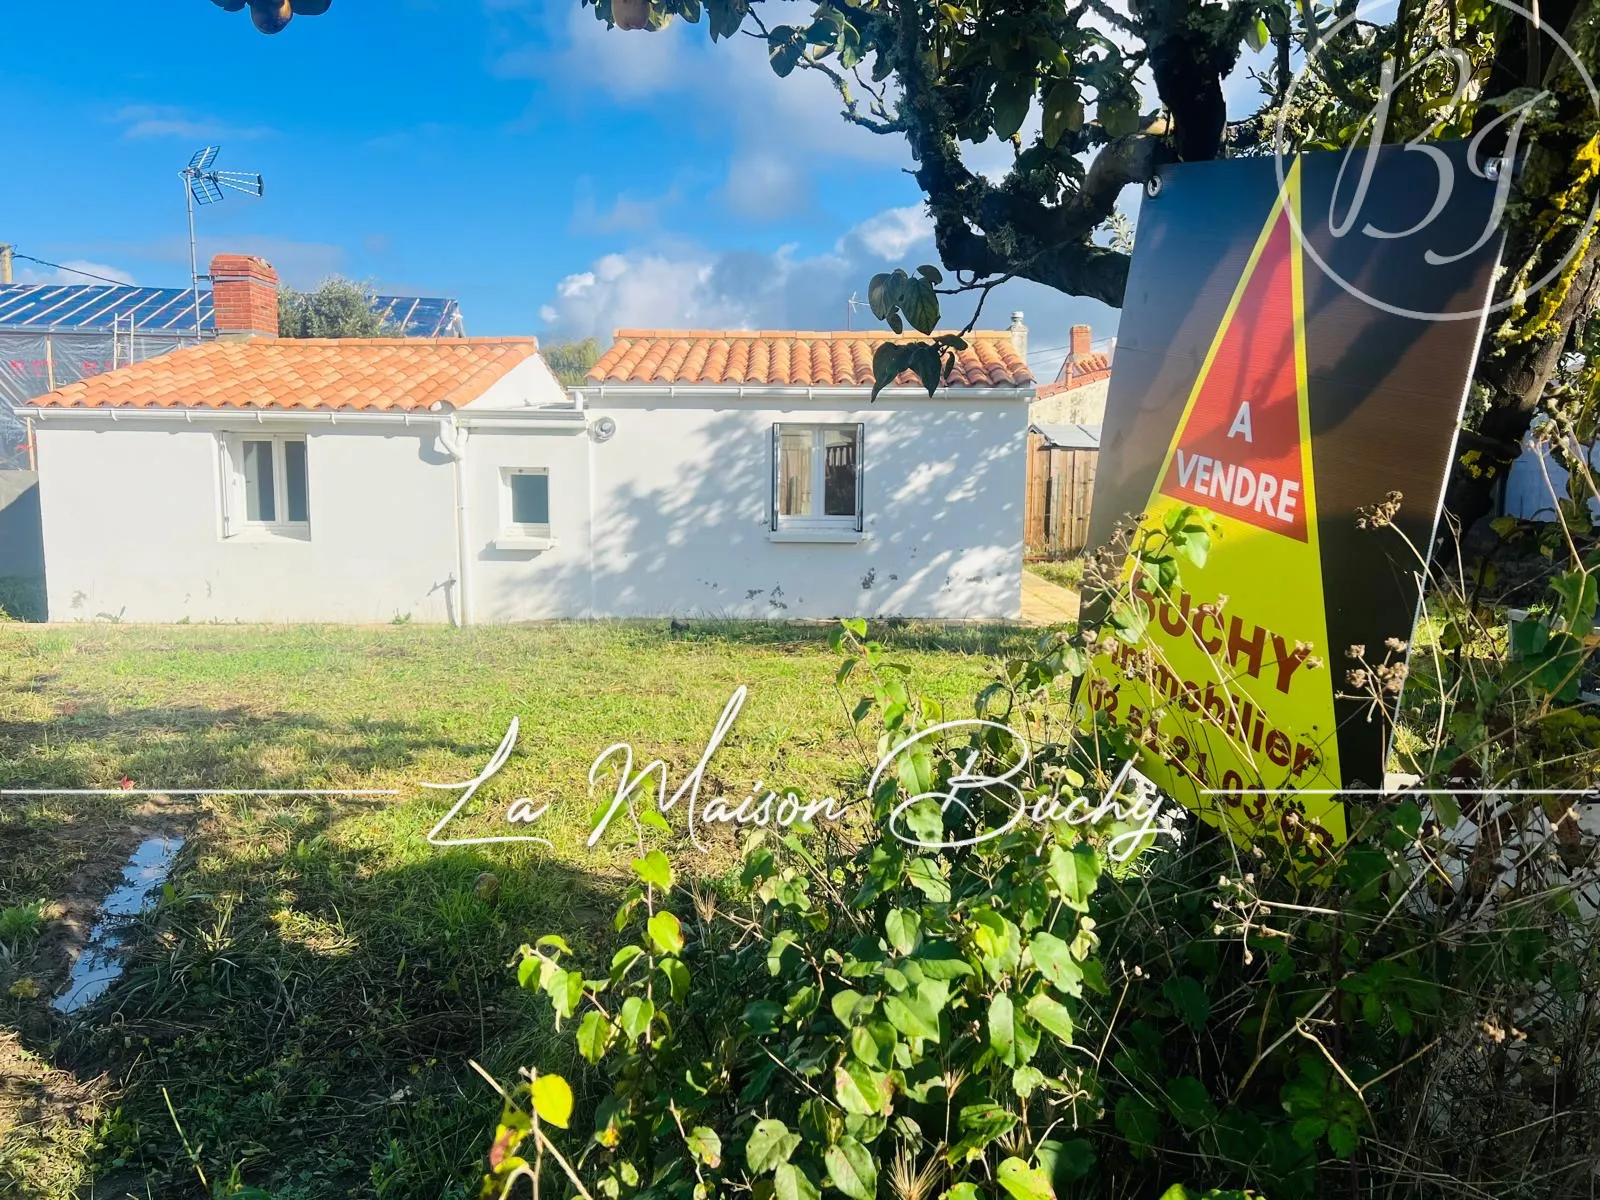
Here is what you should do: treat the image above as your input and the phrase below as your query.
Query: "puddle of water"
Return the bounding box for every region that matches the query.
[51,835,185,1015]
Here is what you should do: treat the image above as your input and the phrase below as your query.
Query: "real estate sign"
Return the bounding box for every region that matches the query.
[1084,144,1505,862]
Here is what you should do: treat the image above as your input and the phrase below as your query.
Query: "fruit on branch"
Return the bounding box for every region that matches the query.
[250,0,293,33]
[611,0,651,30]
[208,0,334,34]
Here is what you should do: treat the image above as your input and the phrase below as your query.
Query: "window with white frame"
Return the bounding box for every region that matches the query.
[772,423,863,532]
[501,468,551,538]
[221,434,309,536]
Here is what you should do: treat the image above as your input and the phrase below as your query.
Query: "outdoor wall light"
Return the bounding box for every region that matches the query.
[593,416,618,443]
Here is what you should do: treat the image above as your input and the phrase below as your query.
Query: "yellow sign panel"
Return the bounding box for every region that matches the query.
[1086,162,1347,862]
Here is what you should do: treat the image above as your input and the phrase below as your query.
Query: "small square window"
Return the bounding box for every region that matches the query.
[510,472,550,527]
[501,468,552,544]
[773,424,862,532]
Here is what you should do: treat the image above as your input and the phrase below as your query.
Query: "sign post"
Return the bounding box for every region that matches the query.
[1084,145,1505,862]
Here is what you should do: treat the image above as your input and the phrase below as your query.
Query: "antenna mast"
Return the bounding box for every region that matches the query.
[179,146,265,338]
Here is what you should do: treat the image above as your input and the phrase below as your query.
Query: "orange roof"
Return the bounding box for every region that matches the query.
[1047,352,1112,391]
[587,329,1033,388]
[29,337,540,411]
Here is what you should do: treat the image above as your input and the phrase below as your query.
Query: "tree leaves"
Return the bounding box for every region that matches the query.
[997,1156,1056,1200]
[620,995,655,1042]
[948,1102,1017,1163]
[865,267,949,401]
[1028,931,1085,996]
[659,956,690,1004]
[1035,1138,1095,1188]
[631,849,674,892]
[768,929,801,975]
[686,1126,723,1168]
[884,980,946,1042]
[824,1136,878,1200]
[1047,842,1101,911]
[1164,1076,1216,1130]
[530,1073,573,1129]
[746,1118,802,1173]
[988,991,1017,1062]
[886,907,922,955]
[768,25,806,77]
[1025,992,1076,1044]
[1115,1094,1161,1156]
[775,1161,822,1200]
[905,856,951,902]
[705,0,749,42]
[835,1056,894,1115]
[1163,976,1212,1031]
[576,1010,613,1064]
[870,342,946,403]
[648,910,684,955]
[991,76,1033,142]
[1042,80,1085,148]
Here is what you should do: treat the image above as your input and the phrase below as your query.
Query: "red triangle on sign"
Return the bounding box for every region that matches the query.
[1158,201,1308,542]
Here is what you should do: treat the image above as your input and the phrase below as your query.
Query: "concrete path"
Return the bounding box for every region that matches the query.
[1021,572,1081,625]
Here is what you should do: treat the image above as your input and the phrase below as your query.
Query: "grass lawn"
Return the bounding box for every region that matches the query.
[1023,559,1084,591]
[0,620,1031,1200]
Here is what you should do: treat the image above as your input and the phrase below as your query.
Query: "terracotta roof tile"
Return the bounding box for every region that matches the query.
[29,337,540,411]
[587,329,1033,389]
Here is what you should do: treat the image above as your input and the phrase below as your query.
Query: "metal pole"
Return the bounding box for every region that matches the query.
[45,335,54,392]
[185,174,202,338]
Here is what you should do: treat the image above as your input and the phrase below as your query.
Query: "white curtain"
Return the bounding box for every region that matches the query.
[779,430,813,516]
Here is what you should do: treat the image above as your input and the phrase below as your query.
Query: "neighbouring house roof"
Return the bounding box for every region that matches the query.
[1036,361,1111,402]
[1032,422,1101,451]
[28,337,538,412]
[585,329,1033,388]
[0,283,463,338]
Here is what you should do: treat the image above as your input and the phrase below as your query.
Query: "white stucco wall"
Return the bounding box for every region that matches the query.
[35,420,459,623]
[462,425,594,622]
[33,378,1029,623]
[577,391,1028,620]
[1503,434,1600,522]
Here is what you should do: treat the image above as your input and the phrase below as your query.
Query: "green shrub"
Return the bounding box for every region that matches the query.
[478,508,1600,1200]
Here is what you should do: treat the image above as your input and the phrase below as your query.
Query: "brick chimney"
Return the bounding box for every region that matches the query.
[1008,310,1028,359]
[210,254,278,340]
[1069,324,1092,360]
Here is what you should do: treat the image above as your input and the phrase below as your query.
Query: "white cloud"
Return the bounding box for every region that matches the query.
[15,260,137,286]
[572,181,681,234]
[114,104,272,142]
[494,2,907,221]
[851,206,934,260]
[722,152,811,219]
[538,203,1118,365]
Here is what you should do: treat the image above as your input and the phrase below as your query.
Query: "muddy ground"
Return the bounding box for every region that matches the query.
[0,795,197,1198]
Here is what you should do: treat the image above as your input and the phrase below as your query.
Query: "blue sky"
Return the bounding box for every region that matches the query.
[3,0,1148,378]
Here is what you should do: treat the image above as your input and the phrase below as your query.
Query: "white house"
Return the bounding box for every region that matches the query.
[1501,424,1600,524]
[27,259,1034,623]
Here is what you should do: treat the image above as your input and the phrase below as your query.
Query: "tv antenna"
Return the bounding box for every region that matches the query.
[181,146,265,336]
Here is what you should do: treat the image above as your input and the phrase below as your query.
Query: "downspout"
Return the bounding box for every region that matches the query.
[436,418,472,627]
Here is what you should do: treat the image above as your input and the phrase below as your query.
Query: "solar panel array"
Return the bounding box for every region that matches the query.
[0,284,463,338]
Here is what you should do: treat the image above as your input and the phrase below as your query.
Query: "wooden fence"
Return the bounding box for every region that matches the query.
[1024,431,1098,556]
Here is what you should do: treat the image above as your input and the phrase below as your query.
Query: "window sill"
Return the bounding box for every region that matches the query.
[224,525,311,544]
[493,534,557,552]
[768,528,864,544]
